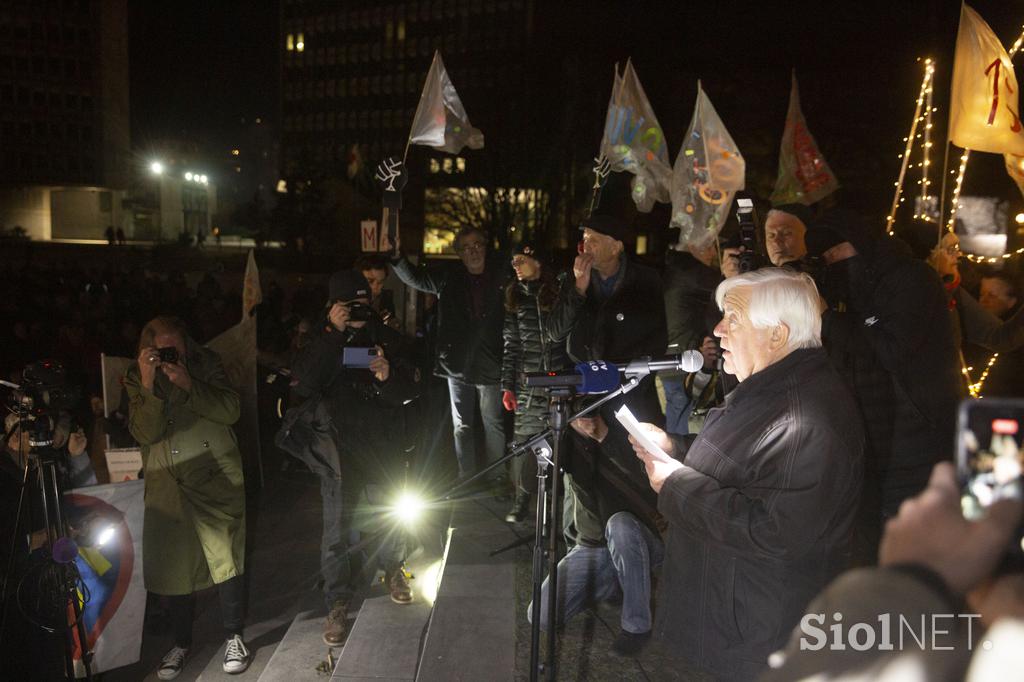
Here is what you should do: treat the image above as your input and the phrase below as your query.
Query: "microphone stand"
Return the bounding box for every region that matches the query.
[437,374,644,682]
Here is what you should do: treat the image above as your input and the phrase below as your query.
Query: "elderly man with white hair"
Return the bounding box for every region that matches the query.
[630,268,864,681]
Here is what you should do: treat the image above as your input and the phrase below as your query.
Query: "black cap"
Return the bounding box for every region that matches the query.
[770,203,813,228]
[328,270,370,302]
[806,210,880,258]
[512,241,548,262]
[580,214,632,243]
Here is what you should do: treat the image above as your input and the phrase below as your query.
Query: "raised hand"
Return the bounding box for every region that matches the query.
[375,157,408,208]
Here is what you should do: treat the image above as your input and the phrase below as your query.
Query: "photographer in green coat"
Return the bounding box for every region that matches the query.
[124,316,250,679]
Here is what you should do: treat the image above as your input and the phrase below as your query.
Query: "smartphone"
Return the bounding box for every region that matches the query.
[342,347,377,369]
[957,398,1024,557]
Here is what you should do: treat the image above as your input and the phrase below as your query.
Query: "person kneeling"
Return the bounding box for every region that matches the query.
[527,414,663,656]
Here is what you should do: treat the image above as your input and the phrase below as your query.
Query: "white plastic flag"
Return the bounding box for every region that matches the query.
[408,51,484,154]
[600,59,672,212]
[949,4,1024,155]
[670,82,745,248]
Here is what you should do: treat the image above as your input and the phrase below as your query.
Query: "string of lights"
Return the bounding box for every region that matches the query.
[917,69,936,220]
[887,58,934,236]
[966,353,1000,398]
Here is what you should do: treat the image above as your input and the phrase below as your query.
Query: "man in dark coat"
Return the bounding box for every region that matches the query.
[386,227,508,482]
[631,268,864,681]
[547,214,667,426]
[806,217,962,563]
[287,270,420,646]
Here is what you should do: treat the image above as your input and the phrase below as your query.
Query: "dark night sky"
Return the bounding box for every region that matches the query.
[129,0,278,145]
[126,0,1024,213]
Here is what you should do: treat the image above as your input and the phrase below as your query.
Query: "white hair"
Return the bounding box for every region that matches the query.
[715,268,822,349]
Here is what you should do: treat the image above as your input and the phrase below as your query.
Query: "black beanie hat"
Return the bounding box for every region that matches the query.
[328,270,370,302]
[580,214,633,243]
[512,241,548,263]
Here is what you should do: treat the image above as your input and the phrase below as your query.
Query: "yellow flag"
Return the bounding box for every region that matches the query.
[949,4,1024,155]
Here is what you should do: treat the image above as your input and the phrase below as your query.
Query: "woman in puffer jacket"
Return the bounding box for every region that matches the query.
[501,242,569,522]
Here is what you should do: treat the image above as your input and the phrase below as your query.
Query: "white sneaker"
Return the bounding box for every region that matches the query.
[157,646,188,680]
[222,634,251,674]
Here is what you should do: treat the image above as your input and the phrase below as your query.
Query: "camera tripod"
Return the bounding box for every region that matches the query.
[0,413,94,681]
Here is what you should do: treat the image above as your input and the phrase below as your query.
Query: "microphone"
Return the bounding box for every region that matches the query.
[623,350,703,376]
[524,361,621,394]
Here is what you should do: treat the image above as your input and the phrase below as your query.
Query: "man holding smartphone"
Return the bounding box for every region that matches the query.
[287,270,420,647]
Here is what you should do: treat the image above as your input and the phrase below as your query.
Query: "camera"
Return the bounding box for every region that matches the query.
[347,302,377,322]
[735,197,761,273]
[157,346,179,363]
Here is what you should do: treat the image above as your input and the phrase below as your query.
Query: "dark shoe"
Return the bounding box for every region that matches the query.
[222,634,251,674]
[505,492,531,523]
[323,600,348,646]
[157,646,188,680]
[611,629,650,656]
[386,569,413,604]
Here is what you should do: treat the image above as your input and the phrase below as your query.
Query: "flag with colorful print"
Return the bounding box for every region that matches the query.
[770,72,839,206]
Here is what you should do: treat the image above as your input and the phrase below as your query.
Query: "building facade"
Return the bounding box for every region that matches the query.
[0,0,131,240]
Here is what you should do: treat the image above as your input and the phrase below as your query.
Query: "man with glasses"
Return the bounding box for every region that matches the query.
[385,227,508,487]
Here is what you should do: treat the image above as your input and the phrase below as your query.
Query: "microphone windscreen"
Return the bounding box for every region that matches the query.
[680,349,704,373]
[575,361,620,393]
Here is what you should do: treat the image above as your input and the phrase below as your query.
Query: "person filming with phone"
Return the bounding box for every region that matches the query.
[285,270,420,647]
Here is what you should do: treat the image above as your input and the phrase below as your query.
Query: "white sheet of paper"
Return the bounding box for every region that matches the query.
[614,405,671,459]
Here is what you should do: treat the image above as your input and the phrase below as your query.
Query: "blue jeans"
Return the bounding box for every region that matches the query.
[528,511,664,634]
[661,375,691,437]
[447,377,506,479]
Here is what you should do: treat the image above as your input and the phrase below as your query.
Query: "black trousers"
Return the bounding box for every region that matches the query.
[165,574,245,648]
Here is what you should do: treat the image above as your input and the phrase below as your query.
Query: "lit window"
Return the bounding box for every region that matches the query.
[397,20,405,41]
[443,158,453,173]
[636,234,648,255]
[429,159,440,173]
[296,32,305,52]
[456,157,465,172]
[286,33,294,51]
[231,149,240,156]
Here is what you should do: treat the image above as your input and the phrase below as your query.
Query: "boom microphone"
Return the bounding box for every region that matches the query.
[524,361,621,394]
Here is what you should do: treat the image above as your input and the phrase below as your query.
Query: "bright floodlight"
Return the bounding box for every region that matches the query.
[199,174,208,184]
[185,172,193,181]
[392,491,427,526]
[1016,213,1024,225]
[150,161,164,175]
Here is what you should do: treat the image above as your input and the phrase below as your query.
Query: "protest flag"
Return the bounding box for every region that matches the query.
[949,4,1024,156]
[600,59,673,212]
[408,51,484,155]
[670,82,745,248]
[207,250,263,488]
[770,72,839,206]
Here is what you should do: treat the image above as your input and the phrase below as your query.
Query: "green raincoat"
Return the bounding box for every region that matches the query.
[124,342,245,596]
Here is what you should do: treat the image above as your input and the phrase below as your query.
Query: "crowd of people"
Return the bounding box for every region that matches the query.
[3,197,1024,680]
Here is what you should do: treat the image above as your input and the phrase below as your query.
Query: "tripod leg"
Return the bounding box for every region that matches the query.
[528,459,547,682]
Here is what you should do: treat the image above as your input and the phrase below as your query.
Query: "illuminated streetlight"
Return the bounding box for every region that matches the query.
[150,161,164,175]
[1016,213,1024,225]
[185,172,193,181]
[199,174,208,184]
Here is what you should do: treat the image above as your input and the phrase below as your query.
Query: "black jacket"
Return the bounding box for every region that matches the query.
[289,318,420,482]
[501,278,570,440]
[657,348,864,681]
[391,255,507,384]
[548,256,668,365]
[821,241,961,511]
[663,249,722,353]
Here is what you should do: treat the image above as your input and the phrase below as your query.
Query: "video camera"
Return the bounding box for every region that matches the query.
[3,360,79,451]
[347,301,377,323]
